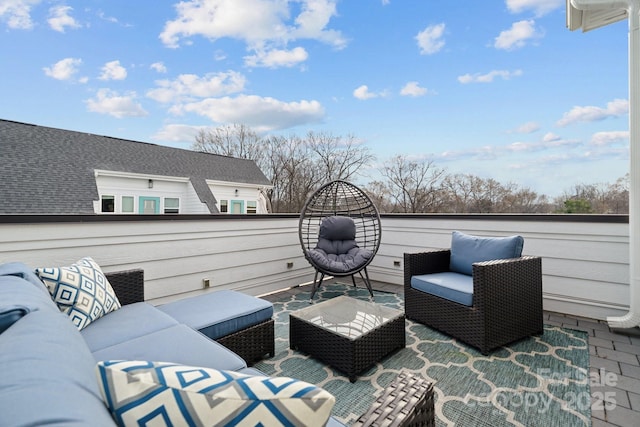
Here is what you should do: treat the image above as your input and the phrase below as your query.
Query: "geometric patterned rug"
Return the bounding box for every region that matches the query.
[254,282,591,426]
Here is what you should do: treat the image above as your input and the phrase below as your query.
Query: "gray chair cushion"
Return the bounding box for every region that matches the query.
[309,215,372,273]
[307,247,372,273]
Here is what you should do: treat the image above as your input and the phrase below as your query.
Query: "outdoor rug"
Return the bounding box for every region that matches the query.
[254,282,591,427]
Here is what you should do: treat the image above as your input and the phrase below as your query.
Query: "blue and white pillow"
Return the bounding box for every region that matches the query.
[35,257,121,330]
[96,360,336,427]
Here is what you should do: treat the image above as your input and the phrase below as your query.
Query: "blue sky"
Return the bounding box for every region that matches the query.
[0,0,631,197]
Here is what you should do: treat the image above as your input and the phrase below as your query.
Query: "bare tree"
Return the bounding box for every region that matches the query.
[193,125,375,213]
[306,132,375,182]
[193,124,267,171]
[378,155,446,213]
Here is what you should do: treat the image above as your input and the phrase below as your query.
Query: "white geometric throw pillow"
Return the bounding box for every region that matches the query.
[35,257,121,330]
[95,360,336,427]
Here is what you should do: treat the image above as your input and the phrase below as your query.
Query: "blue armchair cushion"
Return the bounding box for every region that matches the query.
[411,272,474,306]
[96,360,336,427]
[449,231,524,276]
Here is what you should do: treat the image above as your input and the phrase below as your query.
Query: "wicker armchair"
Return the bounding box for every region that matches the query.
[299,180,381,299]
[404,244,543,355]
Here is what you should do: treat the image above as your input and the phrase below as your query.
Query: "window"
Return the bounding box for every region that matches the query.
[121,196,134,213]
[164,197,179,214]
[101,195,115,213]
[220,200,228,213]
[247,201,257,214]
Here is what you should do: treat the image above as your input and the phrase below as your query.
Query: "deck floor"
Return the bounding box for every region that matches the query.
[262,280,640,427]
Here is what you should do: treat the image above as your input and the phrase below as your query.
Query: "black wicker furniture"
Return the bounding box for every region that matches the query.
[299,180,382,299]
[289,295,405,382]
[353,370,435,427]
[106,269,432,426]
[105,269,274,365]
[404,233,543,355]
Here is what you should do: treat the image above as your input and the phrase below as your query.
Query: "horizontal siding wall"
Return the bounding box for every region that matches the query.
[0,214,630,320]
[0,215,313,305]
[370,215,630,321]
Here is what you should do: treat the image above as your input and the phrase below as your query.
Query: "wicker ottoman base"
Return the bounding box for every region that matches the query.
[289,296,405,382]
[217,319,275,365]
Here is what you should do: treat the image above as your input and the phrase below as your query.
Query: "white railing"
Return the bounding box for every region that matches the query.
[0,214,629,320]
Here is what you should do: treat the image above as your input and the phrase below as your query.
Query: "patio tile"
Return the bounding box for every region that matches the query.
[614,342,640,356]
[597,347,640,365]
[614,374,640,394]
[629,392,640,411]
[590,357,621,374]
[605,404,638,427]
[595,329,633,345]
[591,336,616,350]
[620,362,640,379]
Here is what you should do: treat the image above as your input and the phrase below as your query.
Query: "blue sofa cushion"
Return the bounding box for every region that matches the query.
[0,309,115,426]
[158,289,273,340]
[81,302,180,352]
[0,275,61,333]
[0,261,52,291]
[96,360,335,427]
[449,231,524,276]
[91,324,248,372]
[411,272,474,306]
[35,257,121,330]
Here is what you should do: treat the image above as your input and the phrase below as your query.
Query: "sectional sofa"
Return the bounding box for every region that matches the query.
[0,259,433,426]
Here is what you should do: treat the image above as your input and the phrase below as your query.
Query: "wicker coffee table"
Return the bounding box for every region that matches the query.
[289,295,405,382]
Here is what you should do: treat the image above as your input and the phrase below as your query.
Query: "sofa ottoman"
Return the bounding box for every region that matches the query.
[158,289,275,364]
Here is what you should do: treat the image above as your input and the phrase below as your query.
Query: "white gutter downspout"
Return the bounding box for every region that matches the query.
[571,0,640,328]
[612,0,640,328]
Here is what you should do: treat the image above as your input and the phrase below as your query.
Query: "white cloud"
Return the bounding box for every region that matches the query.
[512,121,540,133]
[244,46,308,68]
[147,71,246,103]
[152,123,206,142]
[170,94,325,132]
[557,99,629,126]
[542,132,561,142]
[353,85,379,100]
[494,20,541,50]
[400,81,428,97]
[150,62,167,73]
[591,130,629,146]
[43,57,82,80]
[85,89,148,118]
[415,23,445,55]
[506,0,563,17]
[458,69,523,84]
[99,60,127,80]
[0,0,40,29]
[159,0,345,67]
[48,5,80,32]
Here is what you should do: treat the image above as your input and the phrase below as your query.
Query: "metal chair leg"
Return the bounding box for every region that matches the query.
[310,271,325,300]
[359,268,374,298]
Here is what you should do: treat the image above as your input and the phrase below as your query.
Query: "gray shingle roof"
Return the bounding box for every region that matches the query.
[0,119,271,214]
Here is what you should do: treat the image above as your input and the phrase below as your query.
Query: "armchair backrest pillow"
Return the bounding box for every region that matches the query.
[449,231,524,276]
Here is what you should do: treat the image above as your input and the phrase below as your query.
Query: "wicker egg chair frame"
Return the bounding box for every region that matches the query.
[298,180,382,299]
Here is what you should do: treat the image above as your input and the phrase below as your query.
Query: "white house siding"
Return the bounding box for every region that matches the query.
[0,214,629,320]
[207,181,266,214]
[94,172,209,214]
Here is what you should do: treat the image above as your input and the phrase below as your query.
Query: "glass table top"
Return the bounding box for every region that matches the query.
[290,296,404,339]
